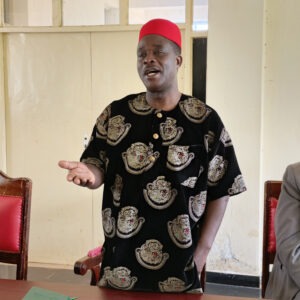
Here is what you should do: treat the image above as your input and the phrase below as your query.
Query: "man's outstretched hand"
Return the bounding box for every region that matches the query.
[58,160,103,189]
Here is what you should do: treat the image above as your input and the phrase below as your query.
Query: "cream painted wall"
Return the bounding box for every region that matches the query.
[2,0,300,277]
[206,0,264,275]
[206,0,300,276]
[5,33,96,264]
[262,0,300,180]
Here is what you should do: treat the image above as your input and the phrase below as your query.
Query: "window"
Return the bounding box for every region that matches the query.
[3,0,120,26]
[4,0,52,26]
[129,0,185,24]
[2,0,208,30]
[193,0,208,31]
[63,0,119,26]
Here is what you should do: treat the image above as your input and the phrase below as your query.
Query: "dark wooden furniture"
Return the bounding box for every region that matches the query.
[0,170,32,280]
[261,180,282,298]
[74,247,206,291]
[74,247,103,286]
[0,278,263,300]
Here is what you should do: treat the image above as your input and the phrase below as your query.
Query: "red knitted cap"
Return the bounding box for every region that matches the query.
[138,19,181,48]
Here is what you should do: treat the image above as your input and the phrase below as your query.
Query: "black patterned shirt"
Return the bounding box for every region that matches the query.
[80,92,246,293]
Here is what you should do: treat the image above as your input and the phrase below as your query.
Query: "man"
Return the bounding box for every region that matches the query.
[265,162,300,300]
[59,19,246,293]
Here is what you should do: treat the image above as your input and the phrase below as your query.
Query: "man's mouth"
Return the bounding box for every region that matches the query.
[144,68,160,77]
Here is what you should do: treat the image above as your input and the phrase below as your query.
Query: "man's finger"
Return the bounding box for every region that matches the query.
[58,160,80,170]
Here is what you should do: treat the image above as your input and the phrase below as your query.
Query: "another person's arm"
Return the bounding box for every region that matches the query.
[193,195,229,273]
[58,160,104,189]
[275,164,300,288]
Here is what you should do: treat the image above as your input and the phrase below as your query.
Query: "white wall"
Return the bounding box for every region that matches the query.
[206,0,300,276]
[206,0,264,275]
[5,32,96,264]
[262,0,300,180]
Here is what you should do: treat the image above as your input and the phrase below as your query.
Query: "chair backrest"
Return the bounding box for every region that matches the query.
[0,170,32,280]
[261,180,282,298]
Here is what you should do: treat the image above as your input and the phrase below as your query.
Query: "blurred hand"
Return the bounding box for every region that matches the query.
[58,160,99,188]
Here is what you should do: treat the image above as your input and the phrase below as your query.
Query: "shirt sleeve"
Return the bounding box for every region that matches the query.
[206,110,246,201]
[80,104,111,177]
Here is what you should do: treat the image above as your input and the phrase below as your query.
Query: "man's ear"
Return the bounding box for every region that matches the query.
[176,55,183,68]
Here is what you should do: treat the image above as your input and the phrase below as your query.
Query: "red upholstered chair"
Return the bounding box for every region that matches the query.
[74,246,207,291]
[0,170,32,280]
[261,180,282,298]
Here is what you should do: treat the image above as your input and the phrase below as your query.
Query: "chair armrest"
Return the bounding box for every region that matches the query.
[74,253,103,286]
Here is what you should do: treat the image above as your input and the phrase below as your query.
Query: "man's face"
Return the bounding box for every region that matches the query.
[137,35,182,93]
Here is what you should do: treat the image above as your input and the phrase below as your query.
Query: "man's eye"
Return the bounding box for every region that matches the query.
[138,52,146,58]
[157,50,166,55]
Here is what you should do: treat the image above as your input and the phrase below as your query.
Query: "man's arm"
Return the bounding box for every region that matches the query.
[193,195,229,273]
[58,160,104,189]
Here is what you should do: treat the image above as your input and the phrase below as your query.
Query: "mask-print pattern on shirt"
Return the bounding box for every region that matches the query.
[96,105,111,139]
[220,128,233,147]
[181,165,204,188]
[99,150,108,170]
[181,177,197,188]
[128,94,154,115]
[143,176,177,210]
[204,131,215,152]
[102,208,116,238]
[179,98,211,123]
[167,214,192,248]
[188,191,207,222]
[122,142,159,175]
[228,175,246,195]
[107,115,131,146]
[159,117,183,146]
[135,239,169,270]
[111,174,123,207]
[159,277,192,292]
[167,145,195,171]
[99,266,137,290]
[117,206,145,238]
[208,155,228,186]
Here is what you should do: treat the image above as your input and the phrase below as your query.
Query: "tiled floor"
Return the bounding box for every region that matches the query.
[0,264,261,298]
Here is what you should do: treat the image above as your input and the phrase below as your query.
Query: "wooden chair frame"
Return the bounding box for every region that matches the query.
[0,170,32,280]
[261,180,282,298]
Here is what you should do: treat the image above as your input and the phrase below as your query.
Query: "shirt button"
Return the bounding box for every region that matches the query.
[156,112,163,118]
[149,156,155,162]
[153,133,159,139]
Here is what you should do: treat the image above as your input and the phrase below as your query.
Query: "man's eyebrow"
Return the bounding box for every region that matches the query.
[137,44,164,50]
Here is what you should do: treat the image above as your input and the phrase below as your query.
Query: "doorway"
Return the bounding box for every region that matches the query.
[192,37,207,102]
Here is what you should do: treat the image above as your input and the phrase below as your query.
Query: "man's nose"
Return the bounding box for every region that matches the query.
[143,52,155,64]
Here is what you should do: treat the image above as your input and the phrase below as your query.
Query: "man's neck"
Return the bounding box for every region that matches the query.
[146,90,182,111]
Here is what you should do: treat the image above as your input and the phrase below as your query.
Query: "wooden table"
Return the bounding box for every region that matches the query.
[0,279,260,300]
